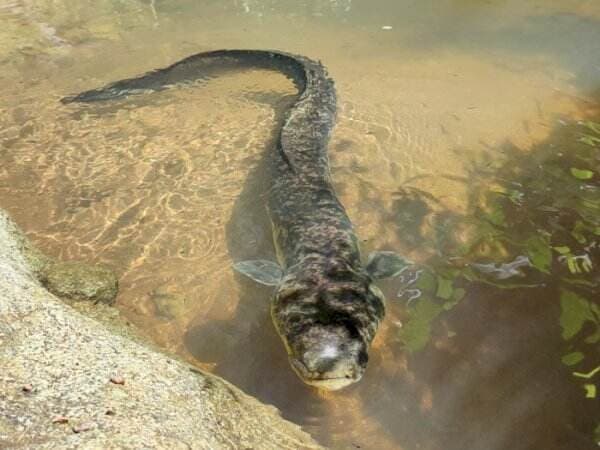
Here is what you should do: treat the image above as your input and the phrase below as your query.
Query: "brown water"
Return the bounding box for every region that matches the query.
[1,1,599,449]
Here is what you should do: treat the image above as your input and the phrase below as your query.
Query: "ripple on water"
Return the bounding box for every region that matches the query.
[1,2,599,448]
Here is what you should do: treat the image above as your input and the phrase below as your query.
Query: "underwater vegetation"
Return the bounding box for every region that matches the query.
[395,113,600,443]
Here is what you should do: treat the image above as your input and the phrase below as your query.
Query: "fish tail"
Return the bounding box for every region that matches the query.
[61,49,310,104]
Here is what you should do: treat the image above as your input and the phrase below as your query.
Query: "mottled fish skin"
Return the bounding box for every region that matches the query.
[62,49,386,390]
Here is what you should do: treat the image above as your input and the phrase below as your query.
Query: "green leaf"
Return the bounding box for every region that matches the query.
[415,270,437,293]
[399,297,444,353]
[553,246,571,255]
[564,255,594,274]
[561,351,584,366]
[526,235,552,274]
[583,384,596,399]
[584,120,600,134]
[579,135,600,147]
[566,256,579,274]
[436,276,454,300]
[440,287,464,310]
[560,289,596,340]
[570,168,594,180]
[585,329,600,344]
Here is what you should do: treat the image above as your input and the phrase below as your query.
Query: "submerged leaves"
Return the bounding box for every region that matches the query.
[396,117,599,424]
[400,296,444,353]
[525,235,552,274]
[570,167,595,180]
[583,383,596,399]
[562,351,585,366]
[435,276,453,300]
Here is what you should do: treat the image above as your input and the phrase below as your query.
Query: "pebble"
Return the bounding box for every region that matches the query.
[52,416,69,424]
[72,422,95,433]
[110,375,125,385]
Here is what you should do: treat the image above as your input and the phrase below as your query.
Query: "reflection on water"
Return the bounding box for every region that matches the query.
[1,0,599,448]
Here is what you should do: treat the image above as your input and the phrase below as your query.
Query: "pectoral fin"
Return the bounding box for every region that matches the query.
[366,251,411,279]
[233,260,283,286]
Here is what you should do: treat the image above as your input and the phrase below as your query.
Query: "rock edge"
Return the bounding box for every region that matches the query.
[0,209,323,449]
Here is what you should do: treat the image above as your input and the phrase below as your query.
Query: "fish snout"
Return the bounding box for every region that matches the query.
[288,325,367,390]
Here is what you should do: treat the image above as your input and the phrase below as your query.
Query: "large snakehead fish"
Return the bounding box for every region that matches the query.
[63,49,407,390]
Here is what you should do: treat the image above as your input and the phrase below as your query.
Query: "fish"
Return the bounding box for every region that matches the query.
[63,49,408,390]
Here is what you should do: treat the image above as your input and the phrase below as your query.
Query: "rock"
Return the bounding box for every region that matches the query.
[0,213,118,305]
[51,416,69,424]
[109,375,125,385]
[0,210,324,450]
[42,261,118,305]
[71,422,95,434]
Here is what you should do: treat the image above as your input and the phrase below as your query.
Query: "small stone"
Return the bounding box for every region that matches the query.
[105,409,116,416]
[21,384,33,393]
[381,25,393,30]
[72,422,95,433]
[110,376,125,385]
[52,416,69,424]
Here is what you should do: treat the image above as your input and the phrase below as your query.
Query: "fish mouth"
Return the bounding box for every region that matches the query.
[289,358,359,391]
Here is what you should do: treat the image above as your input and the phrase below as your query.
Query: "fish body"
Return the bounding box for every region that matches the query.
[64,50,406,390]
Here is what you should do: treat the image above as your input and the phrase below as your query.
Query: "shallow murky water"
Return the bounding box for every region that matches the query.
[1,0,599,448]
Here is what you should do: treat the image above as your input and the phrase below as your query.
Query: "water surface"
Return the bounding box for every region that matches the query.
[1,1,599,448]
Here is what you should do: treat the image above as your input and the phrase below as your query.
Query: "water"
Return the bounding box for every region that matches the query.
[1,1,599,448]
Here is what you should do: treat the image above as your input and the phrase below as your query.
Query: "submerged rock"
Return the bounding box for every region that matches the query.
[1,213,118,305]
[0,209,323,449]
[42,261,118,305]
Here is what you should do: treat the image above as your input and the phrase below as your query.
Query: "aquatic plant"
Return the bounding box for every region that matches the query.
[396,116,600,442]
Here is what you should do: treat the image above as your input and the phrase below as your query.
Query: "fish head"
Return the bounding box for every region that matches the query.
[287,322,368,390]
[272,277,385,391]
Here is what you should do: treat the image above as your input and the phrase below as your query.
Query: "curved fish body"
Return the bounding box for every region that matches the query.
[63,50,406,390]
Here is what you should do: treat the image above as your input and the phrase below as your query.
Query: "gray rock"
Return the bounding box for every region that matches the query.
[0,210,323,450]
